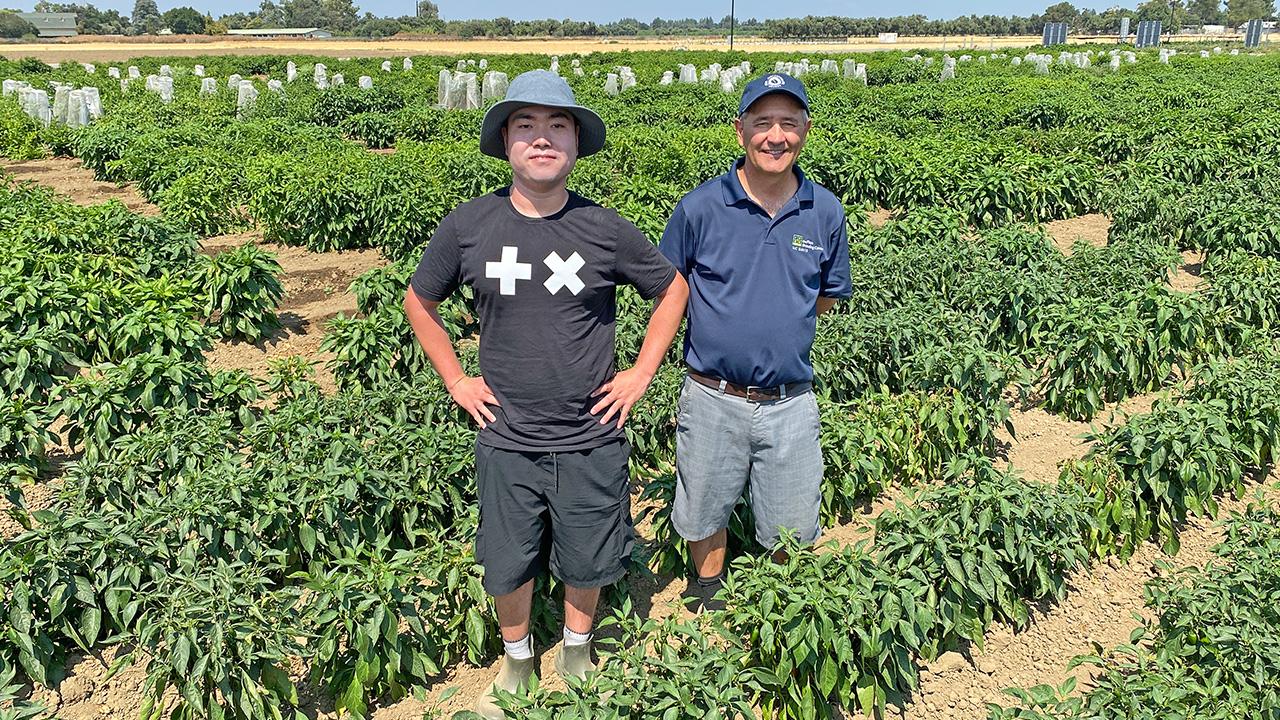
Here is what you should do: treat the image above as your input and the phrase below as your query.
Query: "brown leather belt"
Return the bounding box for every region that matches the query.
[687,370,811,402]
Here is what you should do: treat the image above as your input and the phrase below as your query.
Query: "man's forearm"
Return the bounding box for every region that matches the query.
[817,296,839,315]
[632,275,690,378]
[404,289,466,387]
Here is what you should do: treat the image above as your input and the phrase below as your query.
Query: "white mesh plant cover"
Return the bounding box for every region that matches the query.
[1110,55,1121,71]
[19,88,51,126]
[1,80,28,96]
[52,86,70,124]
[228,74,242,89]
[574,66,584,76]
[819,59,838,73]
[438,69,451,107]
[65,90,89,128]
[359,76,373,89]
[718,67,743,93]
[478,59,488,69]
[700,67,719,83]
[940,56,956,81]
[619,68,636,91]
[465,73,480,109]
[128,66,140,79]
[314,64,328,90]
[82,87,102,119]
[660,71,674,85]
[200,78,218,95]
[1200,50,1211,58]
[604,73,619,95]
[446,72,477,110]
[455,60,466,71]
[979,56,988,64]
[331,74,344,87]
[82,63,95,73]
[193,64,204,77]
[739,61,751,74]
[108,67,120,79]
[679,64,697,83]
[159,64,172,77]
[959,54,972,62]
[287,61,297,82]
[268,79,285,94]
[482,71,508,102]
[146,75,174,103]
[383,60,393,72]
[404,57,414,71]
[236,81,258,117]
[842,59,856,77]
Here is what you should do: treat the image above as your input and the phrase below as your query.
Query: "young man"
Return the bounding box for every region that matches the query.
[658,73,851,602]
[403,70,688,717]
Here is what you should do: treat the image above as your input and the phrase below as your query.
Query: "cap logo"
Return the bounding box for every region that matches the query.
[764,74,786,88]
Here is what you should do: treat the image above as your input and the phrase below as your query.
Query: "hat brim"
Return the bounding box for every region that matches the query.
[479,100,607,159]
[739,87,810,116]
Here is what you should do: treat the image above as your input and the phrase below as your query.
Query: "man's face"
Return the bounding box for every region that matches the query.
[502,105,579,190]
[734,94,811,177]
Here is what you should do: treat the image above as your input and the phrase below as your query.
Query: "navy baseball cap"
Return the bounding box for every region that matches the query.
[737,72,810,116]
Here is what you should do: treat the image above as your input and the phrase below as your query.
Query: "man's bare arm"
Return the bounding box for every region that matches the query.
[591,272,691,428]
[817,297,839,315]
[404,288,499,428]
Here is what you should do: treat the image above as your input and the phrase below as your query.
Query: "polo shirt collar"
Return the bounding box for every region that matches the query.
[720,157,815,207]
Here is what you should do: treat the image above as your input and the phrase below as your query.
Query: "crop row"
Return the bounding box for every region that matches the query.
[503,338,1280,718]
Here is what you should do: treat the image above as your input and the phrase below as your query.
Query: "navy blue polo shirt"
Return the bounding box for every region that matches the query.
[659,159,852,388]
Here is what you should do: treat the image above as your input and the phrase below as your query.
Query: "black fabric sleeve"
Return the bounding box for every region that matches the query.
[613,213,677,301]
[409,211,462,302]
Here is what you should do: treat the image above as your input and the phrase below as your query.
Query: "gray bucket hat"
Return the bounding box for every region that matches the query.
[479,69,606,159]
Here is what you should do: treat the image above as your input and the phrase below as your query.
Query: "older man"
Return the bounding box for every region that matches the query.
[658,73,851,601]
[404,70,687,717]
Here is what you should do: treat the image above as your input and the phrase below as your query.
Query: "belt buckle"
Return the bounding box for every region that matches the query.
[744,385,762,402]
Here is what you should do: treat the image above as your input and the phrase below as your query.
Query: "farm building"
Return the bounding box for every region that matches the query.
[226,27,333,39]
[15,12,78,38]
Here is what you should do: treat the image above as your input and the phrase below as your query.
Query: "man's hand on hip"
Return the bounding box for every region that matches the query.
[591,367,654,429]
[450,376,500,428]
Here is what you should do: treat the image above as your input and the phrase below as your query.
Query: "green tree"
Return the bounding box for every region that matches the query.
[1137,0,1187,27]
[130,0,161,33]
[1042,1,1081,25]
[162,6,205,33]
[1189,0,1226,23]
[1226,0,1276,25]
[415,0,437,19]
[0,10,37,37]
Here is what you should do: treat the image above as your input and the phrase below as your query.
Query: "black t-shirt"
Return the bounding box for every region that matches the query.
[411,188,677,452]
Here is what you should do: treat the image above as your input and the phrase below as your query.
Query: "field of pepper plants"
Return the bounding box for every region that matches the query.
[2,43,1280,720]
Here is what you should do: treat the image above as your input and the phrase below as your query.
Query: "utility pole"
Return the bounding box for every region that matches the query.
[729,0,735,51]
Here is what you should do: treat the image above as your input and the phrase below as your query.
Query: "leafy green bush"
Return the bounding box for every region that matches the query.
[200,243,285,342]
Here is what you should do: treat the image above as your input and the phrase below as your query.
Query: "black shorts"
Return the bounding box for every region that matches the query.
[474,439,634,596]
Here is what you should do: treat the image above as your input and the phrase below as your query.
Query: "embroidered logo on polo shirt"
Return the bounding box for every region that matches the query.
[791,234,820,253]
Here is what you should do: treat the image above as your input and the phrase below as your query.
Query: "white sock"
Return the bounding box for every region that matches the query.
[503,634,533,660]
[563,627,592,647]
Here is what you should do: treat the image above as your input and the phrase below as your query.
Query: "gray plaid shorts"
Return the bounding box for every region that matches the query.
[671,375,823,548]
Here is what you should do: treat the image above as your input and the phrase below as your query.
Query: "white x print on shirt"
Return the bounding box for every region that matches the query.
[544,251,585,295]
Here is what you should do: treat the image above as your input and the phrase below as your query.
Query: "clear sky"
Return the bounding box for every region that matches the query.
[21,0,1134,22]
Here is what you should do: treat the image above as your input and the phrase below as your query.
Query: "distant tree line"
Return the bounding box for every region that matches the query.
[1,0,1274,39]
